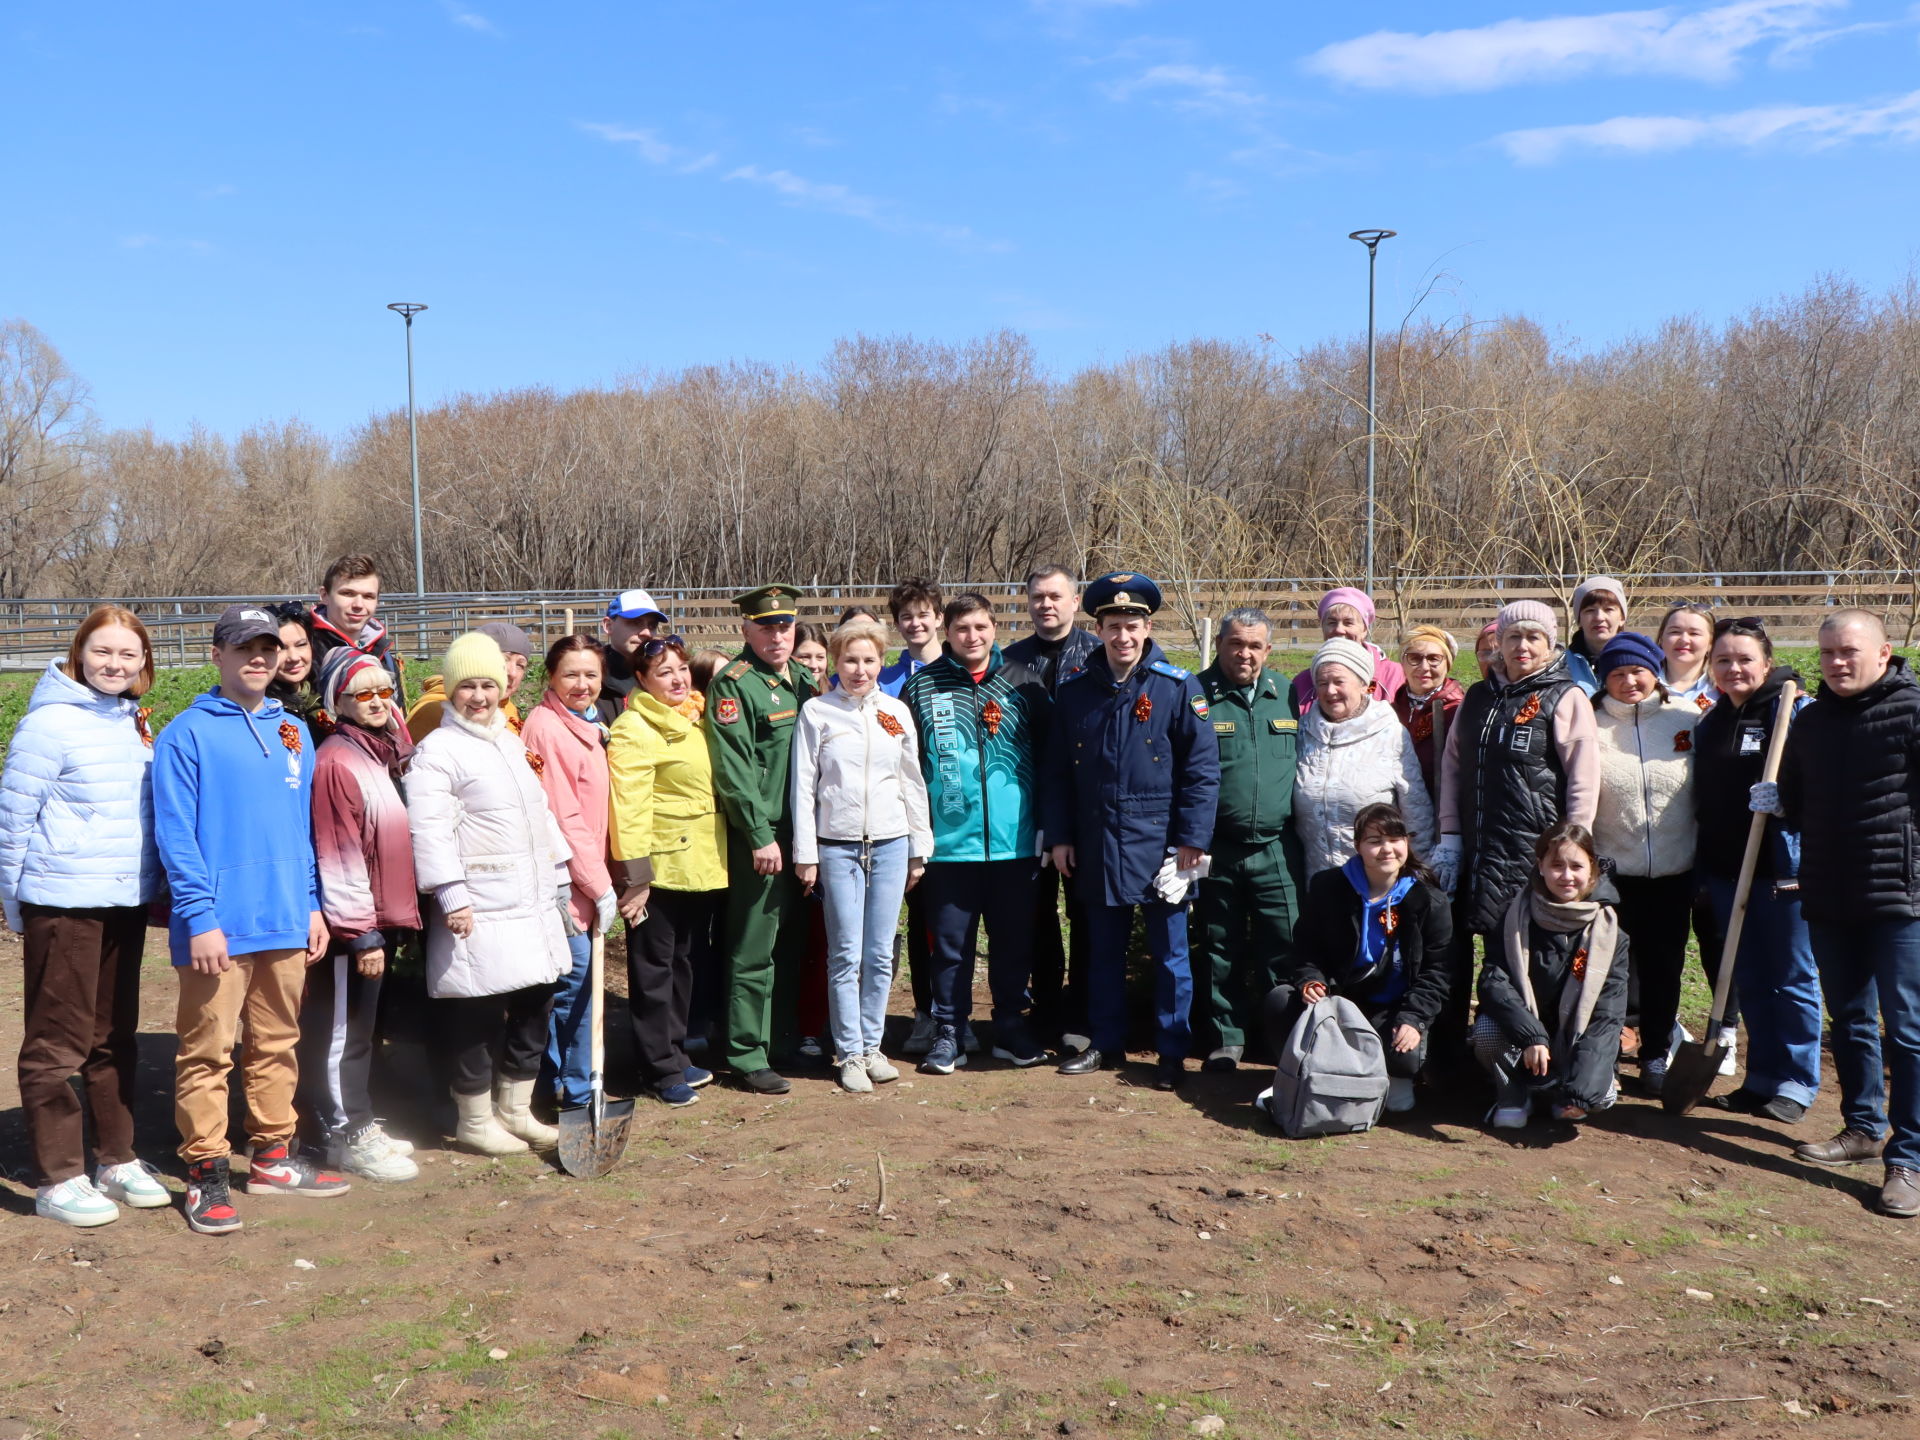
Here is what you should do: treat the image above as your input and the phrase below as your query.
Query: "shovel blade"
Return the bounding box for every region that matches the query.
[557,1097,636,1178]
[1661,1039,1724,1116]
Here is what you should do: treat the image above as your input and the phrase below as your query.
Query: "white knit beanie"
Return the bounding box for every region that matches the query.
[1312,637,1376,689]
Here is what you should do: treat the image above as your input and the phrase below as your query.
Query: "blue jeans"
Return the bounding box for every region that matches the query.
[922,859,1037,1027]
[546,931,593,1108]
[817,837,910,1061]
[1809,915,1920,1169]
[1704,876,1820,1108]
[1084,899,1192,1061]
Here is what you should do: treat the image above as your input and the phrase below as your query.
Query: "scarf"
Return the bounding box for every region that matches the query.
[1500,883,1620,1045]
[337,717,413,795]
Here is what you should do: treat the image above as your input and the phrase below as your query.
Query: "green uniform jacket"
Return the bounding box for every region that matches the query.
[705,650,817,850]
[1198,662,1301,851]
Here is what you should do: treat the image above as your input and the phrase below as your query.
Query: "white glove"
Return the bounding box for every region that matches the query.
[1151,852,1211,905]
[1431,835,1462,894]
[1749,781,1782,815]
[594,888,618,935]
[557,888,584,938]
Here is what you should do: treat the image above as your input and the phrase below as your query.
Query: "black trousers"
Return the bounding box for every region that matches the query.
[296,946,386,1139]
[1615,873,1694,1062]
[630,888,721,1085]
[1027,863,1089,1043]
[1262,983,1426,1080]
[442,984,556,1096]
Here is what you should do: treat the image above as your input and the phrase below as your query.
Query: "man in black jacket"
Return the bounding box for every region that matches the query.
[1005,566,1100,1053]
[1765,610,1920,1218]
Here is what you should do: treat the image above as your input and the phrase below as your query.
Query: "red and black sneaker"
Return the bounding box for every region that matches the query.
[246,1142,352,1198]
[184,1157,244,1235]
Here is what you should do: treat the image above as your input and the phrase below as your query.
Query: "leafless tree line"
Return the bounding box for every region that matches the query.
[4,272,1917,608]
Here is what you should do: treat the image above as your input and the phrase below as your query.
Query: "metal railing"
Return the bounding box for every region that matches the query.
[1,571,1913,668]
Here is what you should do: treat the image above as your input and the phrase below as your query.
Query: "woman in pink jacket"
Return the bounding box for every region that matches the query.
[520,635,616,1111]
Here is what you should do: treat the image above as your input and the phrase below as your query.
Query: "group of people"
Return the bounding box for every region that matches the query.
[6,556,1919,1233]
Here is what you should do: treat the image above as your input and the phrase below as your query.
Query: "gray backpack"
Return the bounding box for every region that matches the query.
[1262,996,1389,1138]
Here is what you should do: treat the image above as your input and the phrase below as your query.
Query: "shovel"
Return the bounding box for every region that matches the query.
[558,930,635,1176]
[1664,680,1798,1116]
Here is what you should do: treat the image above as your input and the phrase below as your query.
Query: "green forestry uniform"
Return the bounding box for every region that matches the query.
[1192,661,1304,1058]
[705,585,817,1079]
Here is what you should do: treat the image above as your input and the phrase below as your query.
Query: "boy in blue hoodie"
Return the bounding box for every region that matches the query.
[154,605,348,1235]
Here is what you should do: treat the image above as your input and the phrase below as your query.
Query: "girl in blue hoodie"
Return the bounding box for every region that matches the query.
[1,608,169,1227]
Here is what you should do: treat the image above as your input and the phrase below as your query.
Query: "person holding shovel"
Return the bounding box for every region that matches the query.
[1760,610,1920,1217]
[1694,618,1818,1125]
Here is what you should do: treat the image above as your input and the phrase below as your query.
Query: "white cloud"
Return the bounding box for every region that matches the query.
[1103,62,1266,113]
[1306,1,1847,94]
[442,2,500,36]
[1497,86,1920,160]
[577,122,718,173]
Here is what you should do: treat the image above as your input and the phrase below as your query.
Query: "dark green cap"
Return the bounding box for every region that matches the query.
[735,584,802,623]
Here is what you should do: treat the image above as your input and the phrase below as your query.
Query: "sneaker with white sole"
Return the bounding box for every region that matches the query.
[1716,1026,1739,1078]
[364,1120,414,1158]
[337,1125,419,1183]
[184,1157,243,1235]
[838,1059,874,1093]
[903,1010,936,1056]
[1490,1106,1530,1130]
[246,1142,351,1198]
[95,1159,170,1209]
[36,1175,119,1227]
[1384,1077,1416,1113]
[862,1050,900,1083]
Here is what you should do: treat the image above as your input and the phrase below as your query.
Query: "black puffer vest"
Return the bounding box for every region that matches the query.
[1456,651,1580,934]
[1781,657,1920,925]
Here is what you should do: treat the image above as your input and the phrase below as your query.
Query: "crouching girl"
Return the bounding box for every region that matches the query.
[1262,803,1452,1114]
[1473,820,1628,1129]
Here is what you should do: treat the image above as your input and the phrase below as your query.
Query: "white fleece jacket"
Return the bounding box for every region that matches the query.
[1592,692,1697,878]
[789,686,933,865]
[1293,697,1438,877]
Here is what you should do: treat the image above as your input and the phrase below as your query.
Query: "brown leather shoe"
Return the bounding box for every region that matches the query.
[1795,1128,1885,1167]
[1882,1166,1920,1219]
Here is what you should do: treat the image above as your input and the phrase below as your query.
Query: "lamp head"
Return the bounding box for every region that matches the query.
[1347,228,1396,253]
[386,302,428,320]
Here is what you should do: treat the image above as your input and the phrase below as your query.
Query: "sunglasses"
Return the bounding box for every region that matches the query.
[1711,616,1766,636]
[346,687,396,702]
[638,634,688,659]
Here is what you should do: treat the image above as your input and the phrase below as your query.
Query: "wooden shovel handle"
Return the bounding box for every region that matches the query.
[589,929,605,1082]
[1708,681,1797,1031]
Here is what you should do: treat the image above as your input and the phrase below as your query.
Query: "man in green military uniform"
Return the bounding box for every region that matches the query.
[705,584,817,1094]
[1193,606,1304,1070]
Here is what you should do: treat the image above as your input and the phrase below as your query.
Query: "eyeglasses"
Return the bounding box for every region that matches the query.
[638,635,687,659]
[346,687,396,702]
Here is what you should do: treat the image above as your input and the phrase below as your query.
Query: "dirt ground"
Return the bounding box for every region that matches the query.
[1,930,1917,1440]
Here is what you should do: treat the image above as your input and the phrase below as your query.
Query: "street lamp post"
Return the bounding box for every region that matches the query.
[1346,229,1395,594]
[386,302,428,656]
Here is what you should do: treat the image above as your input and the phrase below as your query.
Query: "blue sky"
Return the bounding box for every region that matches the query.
[6,1,1918,437]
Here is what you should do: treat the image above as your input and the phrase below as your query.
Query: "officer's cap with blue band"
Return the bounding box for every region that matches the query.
[1084,571,1162,619]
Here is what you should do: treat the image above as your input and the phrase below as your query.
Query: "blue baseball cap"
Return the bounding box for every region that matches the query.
[1083,571,1162,618]
[606,589,668,623]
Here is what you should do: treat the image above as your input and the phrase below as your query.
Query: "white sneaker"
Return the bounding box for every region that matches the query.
[960,1021,981,1054]
[1490,1106,1530,1131]
[903,1010,936,1056]
[366,1120,414,1158]
[95,1159,170,1209]
[36,1175,119,1227]
[1385,1077,1416,1113]
[340,1125,419,1182]
[863,1050,900,1083]
[838,1059,874,1094]
[1716,1026,1739,1078]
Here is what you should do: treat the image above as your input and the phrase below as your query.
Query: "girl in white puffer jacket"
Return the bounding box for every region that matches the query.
[0,610,170,1227]
[1292,639,1437,879]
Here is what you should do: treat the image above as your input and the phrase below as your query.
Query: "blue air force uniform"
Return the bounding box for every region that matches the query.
[1041,573,1220,1079]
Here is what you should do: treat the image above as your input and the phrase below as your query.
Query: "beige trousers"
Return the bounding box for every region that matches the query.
[174,949,307,1162]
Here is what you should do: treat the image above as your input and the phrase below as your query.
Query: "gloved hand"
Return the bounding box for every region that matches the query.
[1431,835,1462,894]
[594,888,618,935]
[557,889,584,938]
[1749,781,1782,815]
[1151,852,1211,906]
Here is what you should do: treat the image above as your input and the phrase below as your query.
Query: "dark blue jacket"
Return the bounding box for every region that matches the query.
[1004,626,1100,695]
[1042,640,1220,907]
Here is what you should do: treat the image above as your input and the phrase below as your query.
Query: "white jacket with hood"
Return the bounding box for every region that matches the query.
[1293,696,1438,877]
[0,659,162,929]
[790,686,934,865]
[407,704,573,999]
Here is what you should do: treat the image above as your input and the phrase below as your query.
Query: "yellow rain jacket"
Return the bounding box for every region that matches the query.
[608,690,727,893]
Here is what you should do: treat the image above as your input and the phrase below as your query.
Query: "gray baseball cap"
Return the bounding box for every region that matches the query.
[212,604,284,648]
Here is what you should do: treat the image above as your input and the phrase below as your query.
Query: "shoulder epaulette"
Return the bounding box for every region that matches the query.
[1149,659,1190,681]
[723,660,751,681]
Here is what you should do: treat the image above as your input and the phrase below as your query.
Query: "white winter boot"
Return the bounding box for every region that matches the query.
[455,1089,529,1155]
[495,1078,559,1148]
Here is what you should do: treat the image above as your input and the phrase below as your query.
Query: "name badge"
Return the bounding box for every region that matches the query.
[1213,721,1237,735]
[1270,718,1297,732]
[1738,726,1765,756]
[1508,727,1533,754]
